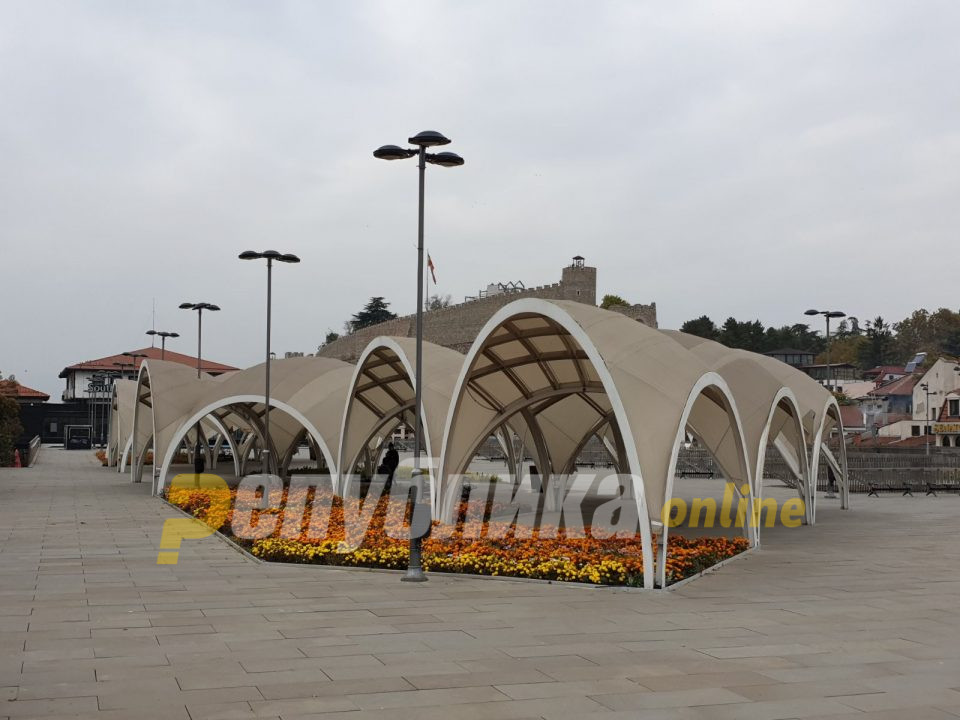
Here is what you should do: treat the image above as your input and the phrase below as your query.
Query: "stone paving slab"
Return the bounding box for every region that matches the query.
[1,448,959,719]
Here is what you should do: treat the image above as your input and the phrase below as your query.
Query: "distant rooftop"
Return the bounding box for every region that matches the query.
[59,347,238,378]
[0,380,50,402]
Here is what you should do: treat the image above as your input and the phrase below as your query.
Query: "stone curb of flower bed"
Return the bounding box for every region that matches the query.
[157,496,755,591]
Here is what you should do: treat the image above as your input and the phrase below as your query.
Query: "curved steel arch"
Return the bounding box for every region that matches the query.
[755,387,812,527]
[809,396,848,522]
[437,298,657,590]
[130,363,157,486]
[658,372,755,588]
[156,395,339,495]
[337,337,438,496]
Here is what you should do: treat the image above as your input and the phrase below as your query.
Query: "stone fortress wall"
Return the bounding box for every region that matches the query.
[317,257,657,363]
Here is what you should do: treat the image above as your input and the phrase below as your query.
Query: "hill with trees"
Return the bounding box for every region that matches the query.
[678,308,960,371]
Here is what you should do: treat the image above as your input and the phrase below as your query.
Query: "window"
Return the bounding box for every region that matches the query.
[950,399,960,417]
[911,425,920,436]
[944,437,952,447]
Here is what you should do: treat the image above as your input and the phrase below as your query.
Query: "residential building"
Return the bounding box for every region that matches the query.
[59,347,237,402]
[764,348,815,368]
[863,365,908,384]
[857,374,917,430]
[801,362,859,392]
[934,389,960,447]
[912,358,960,428]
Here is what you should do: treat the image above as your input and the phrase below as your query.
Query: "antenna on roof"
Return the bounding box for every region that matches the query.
[150,298,156,346]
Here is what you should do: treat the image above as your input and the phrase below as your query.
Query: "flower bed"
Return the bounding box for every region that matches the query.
[165,485,748,586]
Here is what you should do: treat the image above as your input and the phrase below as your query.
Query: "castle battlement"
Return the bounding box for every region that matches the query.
[317,258,657,363]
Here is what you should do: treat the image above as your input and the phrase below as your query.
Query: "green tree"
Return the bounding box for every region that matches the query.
[318,330,340,350]
[857,316,893,369]
[679,315,719,341]
[0,395,23,466]
[348,297,397,333]
[600,294,629,309]
[718,318,766,352]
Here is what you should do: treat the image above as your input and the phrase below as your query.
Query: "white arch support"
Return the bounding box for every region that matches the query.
[437,299,658,590]
[157,395,339,495]
[658,372,755,588]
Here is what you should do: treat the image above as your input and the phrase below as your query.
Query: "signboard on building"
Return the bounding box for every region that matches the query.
[933,423,960,434]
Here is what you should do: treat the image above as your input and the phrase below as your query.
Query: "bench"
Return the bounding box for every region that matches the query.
[678,470,715,479]
[925,482,960,497]
[867,484,914,497]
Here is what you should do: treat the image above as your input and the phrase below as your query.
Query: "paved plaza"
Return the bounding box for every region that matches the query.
[1,449,959,719]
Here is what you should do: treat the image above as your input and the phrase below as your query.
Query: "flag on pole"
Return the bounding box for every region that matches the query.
[427,253,437,284]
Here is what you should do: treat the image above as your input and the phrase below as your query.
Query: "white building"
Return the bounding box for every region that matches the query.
[912,358,960,425]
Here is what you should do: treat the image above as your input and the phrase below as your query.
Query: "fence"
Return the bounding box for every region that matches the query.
[679,445,960,493]
[468,436,960,494]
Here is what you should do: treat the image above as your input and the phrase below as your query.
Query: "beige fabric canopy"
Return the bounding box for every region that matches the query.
[337,337,464,495]
[662,331,813,520]
[131,360,231,488]
[154,357,353,494]
[436,299,755,589]
[132,299,847,589]
[107,379,137,470]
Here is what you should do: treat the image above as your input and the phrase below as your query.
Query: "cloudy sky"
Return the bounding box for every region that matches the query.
[2,1,958,396]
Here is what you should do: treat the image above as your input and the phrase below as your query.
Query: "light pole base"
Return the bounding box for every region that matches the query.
[401,568,428,582]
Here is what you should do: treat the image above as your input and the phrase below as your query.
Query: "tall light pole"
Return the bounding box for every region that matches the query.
[238,250,300,477]
[804,309,846,392]
[921,382,933,456]
[180,302,220,473]
[375,130,465,582]
[146,330,179,360]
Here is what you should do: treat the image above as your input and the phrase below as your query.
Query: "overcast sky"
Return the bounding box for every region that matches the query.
[2,1,958,396]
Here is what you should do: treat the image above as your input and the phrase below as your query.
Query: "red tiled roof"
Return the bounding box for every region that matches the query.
[0,380,50,401]
[863,365,907,378]
[838,405,864,428]
[867,373,918,397]
[59,347,238,378]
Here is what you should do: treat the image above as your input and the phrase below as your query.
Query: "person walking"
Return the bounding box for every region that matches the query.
[383,442,400,486]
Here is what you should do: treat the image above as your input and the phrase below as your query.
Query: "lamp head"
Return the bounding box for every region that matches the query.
[279,253,300,263]
[239,250,260,260]
[408,130,450,147]
[427,151,465,167]
[179,302,195,310]
[804,309,820,316]
[261,250,281,260]
[374,144,416,160]
[146,330,157,336]
[826,311,846,318]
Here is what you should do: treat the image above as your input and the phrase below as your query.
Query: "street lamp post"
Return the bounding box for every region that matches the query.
[375,131,465,582]
[921,382,932,456]
[180,302,220,473]
[804,309,846,499]
[804,309,847,393]
[238,250,300,477]
[89,373,105,448]
[146,330,180,360]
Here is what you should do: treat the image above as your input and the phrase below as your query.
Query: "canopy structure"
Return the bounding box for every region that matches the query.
[747,353,850,519]
[662,331,815,524]
[436,299,755,589]
[129,299,847,589]
[107,379,137,470]
[154,357,354,494]
[338,337,464,495]
[131,360,232,489]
